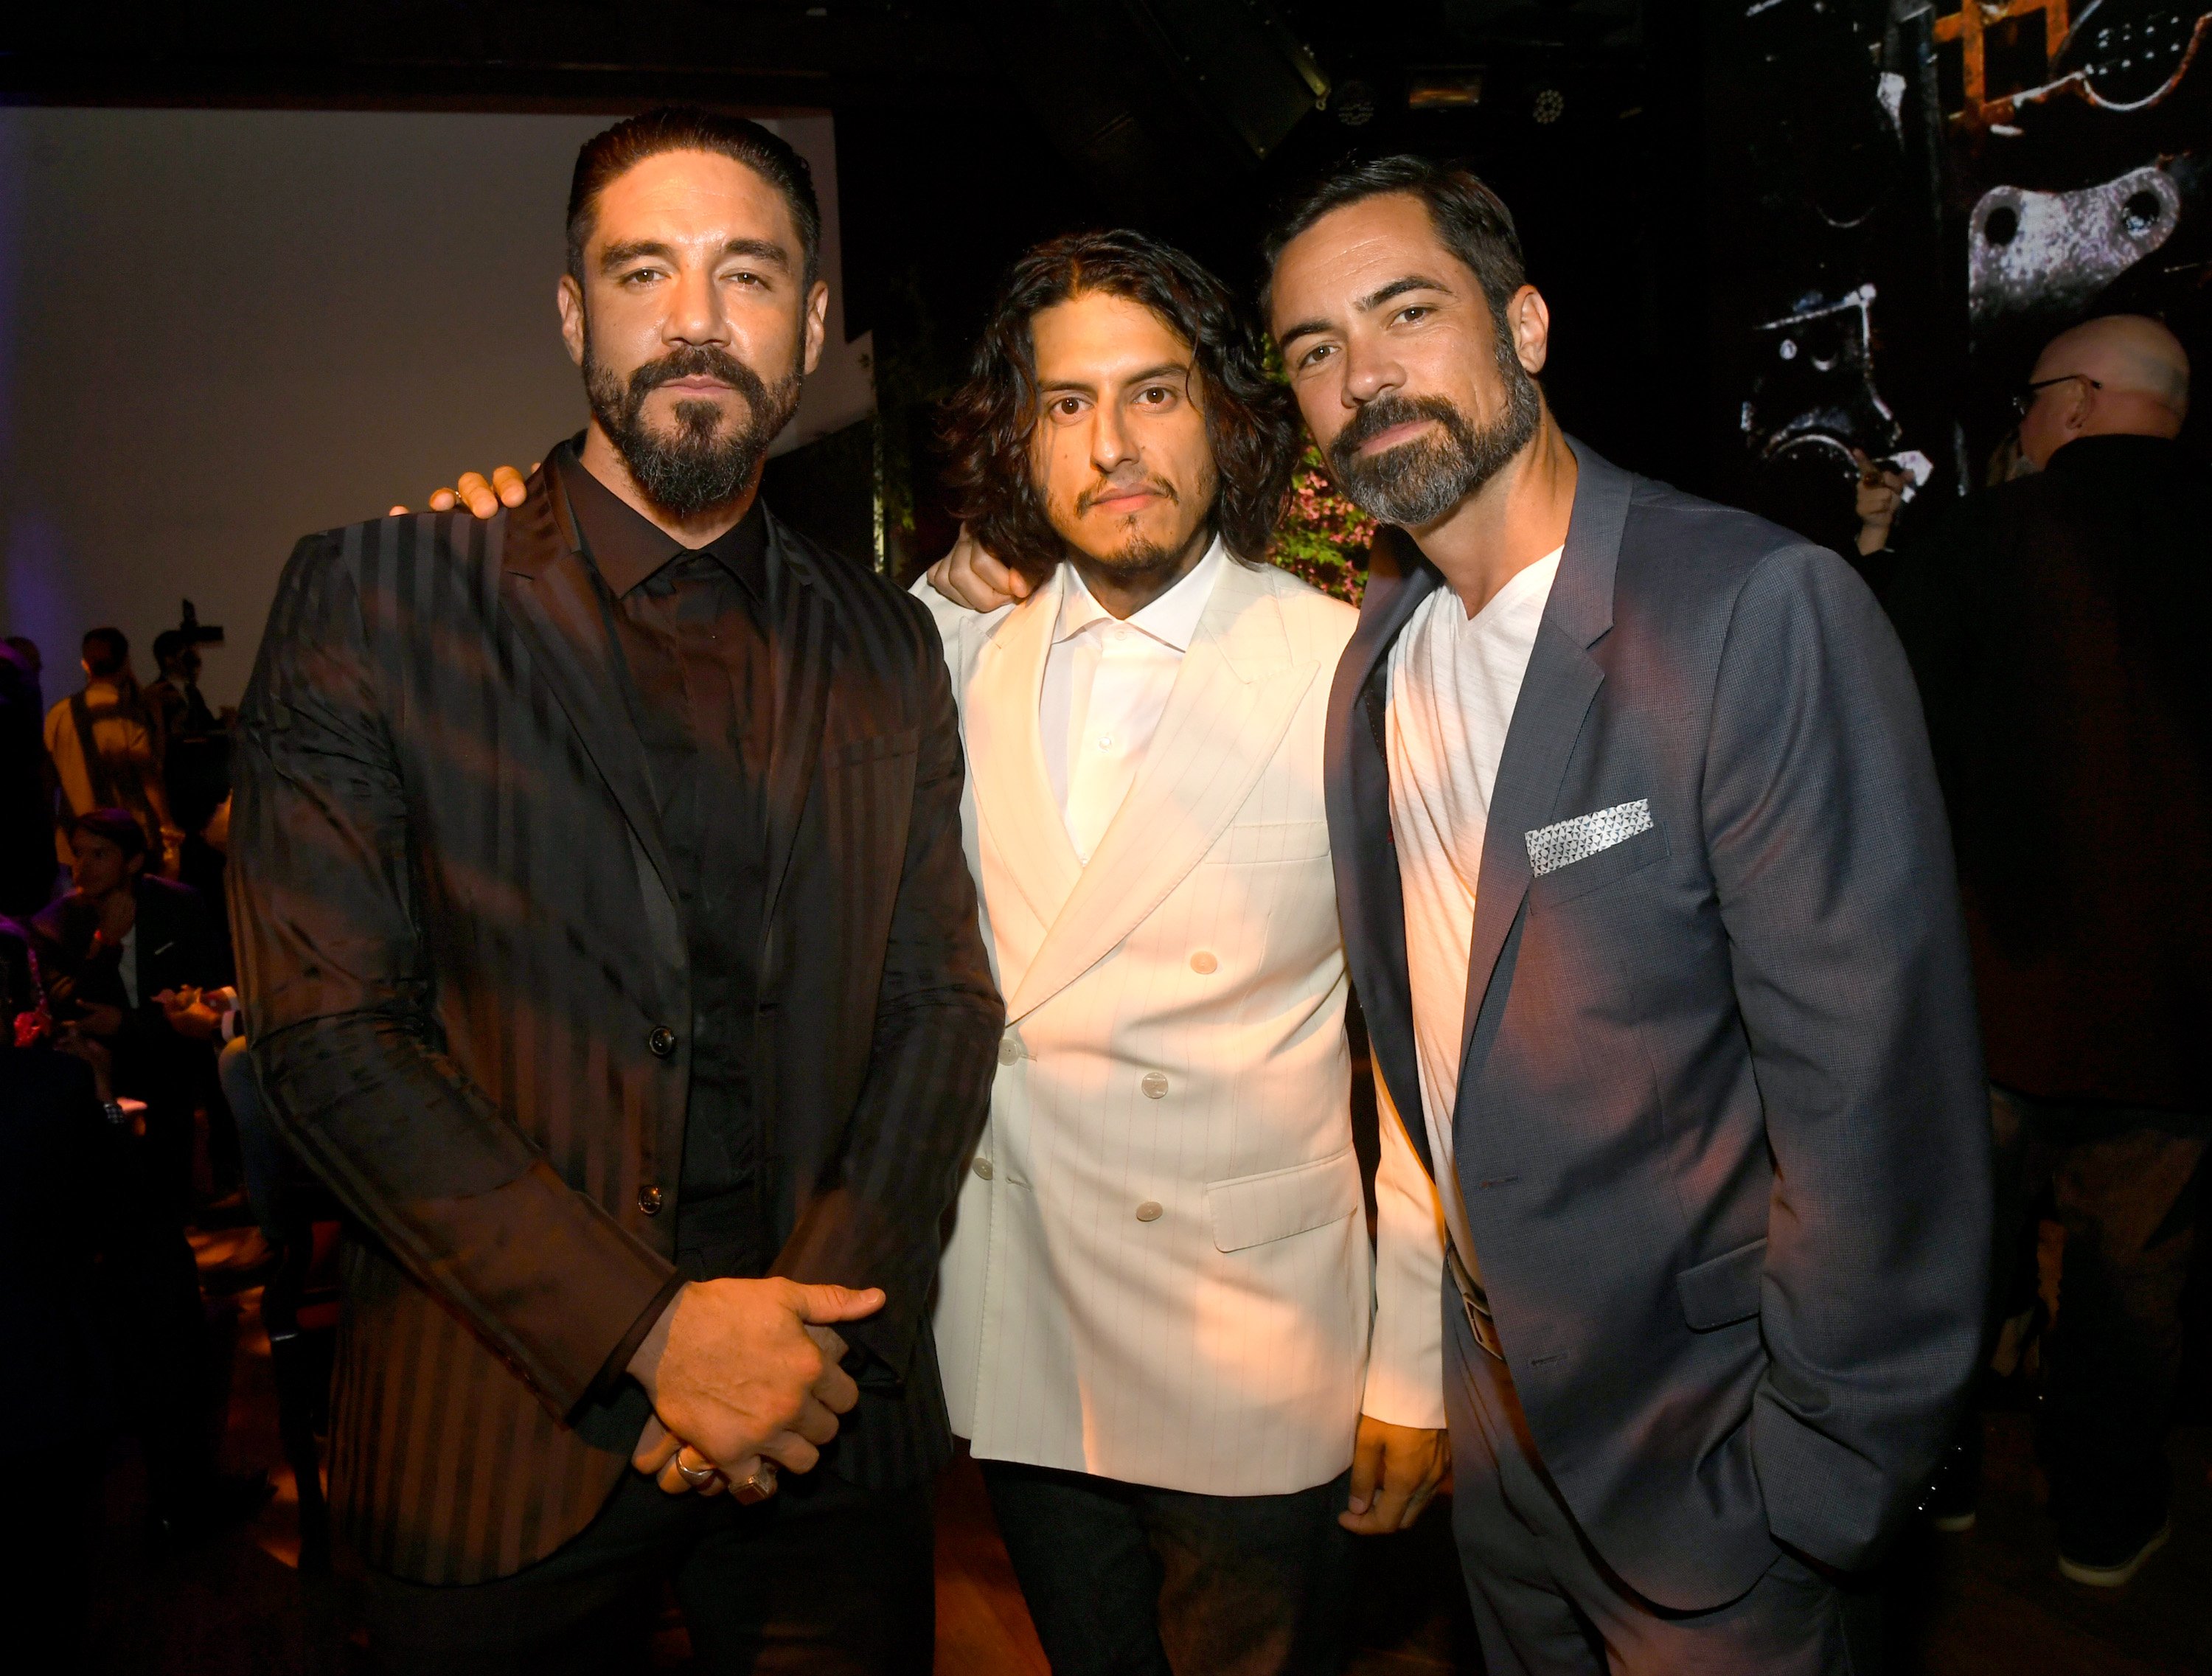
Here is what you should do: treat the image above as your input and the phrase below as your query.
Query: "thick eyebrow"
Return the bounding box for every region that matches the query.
[1276,273,1459,352]
[597,236,793,274]
[1036,360,1193,395]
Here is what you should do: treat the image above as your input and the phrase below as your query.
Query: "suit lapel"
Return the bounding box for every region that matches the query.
[758,512,838,939]
[966,569,1085,952]
[498,467,678,905]
[1007,560,1315,1023]
[1324,528,1444,1175]
[1454,439,1631,1068]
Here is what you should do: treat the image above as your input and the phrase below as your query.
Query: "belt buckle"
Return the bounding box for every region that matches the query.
[1447,1245,1508,1363]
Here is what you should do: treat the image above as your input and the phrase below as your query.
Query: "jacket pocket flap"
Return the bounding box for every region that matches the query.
[1206,1147,1363,1253]
[838,728,919,765]
[1676,1237,1767,1330]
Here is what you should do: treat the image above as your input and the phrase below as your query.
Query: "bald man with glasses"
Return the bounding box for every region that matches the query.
[1879,315,2207,1587]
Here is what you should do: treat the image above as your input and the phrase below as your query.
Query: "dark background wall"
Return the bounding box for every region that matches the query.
[2,0,2204,681]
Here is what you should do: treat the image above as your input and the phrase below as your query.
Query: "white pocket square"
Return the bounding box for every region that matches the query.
[1526,799,1652,878]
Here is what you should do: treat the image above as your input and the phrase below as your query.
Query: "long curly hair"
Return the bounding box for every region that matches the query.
[938,230,1300,587]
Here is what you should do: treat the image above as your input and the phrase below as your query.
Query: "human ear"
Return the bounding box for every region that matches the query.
[801,279,829,376]
[1508,285,1551,378]
[557,275,587,370]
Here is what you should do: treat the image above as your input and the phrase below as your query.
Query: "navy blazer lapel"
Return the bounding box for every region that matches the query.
[1326,526,1444,1178]
[1454,439,1630,1068]
[498,467,678,905]
[758,511,837,939]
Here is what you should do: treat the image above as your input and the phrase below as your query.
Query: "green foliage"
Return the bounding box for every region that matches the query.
[1267,445,1374,606]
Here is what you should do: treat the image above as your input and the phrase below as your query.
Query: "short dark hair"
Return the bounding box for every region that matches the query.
[567,107,821,290]
[81,627,128,678]
[939,229,1301,585]
[152,629,189,667]
[1261,155,1528,334]
[73,807,147,863]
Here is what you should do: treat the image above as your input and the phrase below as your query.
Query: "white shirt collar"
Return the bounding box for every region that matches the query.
[1053,535,1227,653]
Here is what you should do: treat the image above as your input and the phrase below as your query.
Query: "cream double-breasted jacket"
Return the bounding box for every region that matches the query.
[917,554,1446,1496]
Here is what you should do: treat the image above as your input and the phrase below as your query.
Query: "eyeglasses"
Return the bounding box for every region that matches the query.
[2011,373,2101,419]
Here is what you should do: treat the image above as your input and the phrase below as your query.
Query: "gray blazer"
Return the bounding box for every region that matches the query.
[1326,442,1989,1609]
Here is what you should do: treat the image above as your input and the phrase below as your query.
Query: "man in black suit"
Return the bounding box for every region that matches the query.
[1264,156,1989,1672]
[230,108,1000,1673]
[1884,316,2206,1587]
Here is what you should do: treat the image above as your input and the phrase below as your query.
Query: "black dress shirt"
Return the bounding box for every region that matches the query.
[556,447,777,1274]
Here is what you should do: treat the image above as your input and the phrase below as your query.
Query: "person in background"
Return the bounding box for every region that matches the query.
[1882,314,2206,1588]
[4,633,45,707]
[145,630,219,749]
[44,627,178,872]
[31,807,226,1221]
[0,636,56,918]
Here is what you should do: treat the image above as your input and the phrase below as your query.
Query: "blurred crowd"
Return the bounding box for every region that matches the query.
[0,619,285,1593]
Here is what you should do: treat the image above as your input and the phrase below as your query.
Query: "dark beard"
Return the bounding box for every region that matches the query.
[582,337,803,522]
[1326,334,1542,527]
[1068,473,1191,580]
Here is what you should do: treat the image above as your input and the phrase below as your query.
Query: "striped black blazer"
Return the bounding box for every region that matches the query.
[230,463,1001,1585]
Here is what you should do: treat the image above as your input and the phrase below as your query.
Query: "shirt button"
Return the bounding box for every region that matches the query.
[1141,1071,1170,1099]
[1189,951,1218,975]
[1097,735,1113,750]
[637,1184,664,1216]
[973,1158,995,1180]
[647,1025,678,1059]
[998,1036,1019,1065]
[1135,1200,1164,1223]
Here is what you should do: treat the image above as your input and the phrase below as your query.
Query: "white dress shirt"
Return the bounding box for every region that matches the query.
[1384,549,1562,1268]
[1038,538,1227,863]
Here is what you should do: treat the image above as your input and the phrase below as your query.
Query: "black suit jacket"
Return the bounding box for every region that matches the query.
[32,875,222,1051]
[1883,434,2212,1110]
[1326,442,1989,1607]
[231,466,1001,1585]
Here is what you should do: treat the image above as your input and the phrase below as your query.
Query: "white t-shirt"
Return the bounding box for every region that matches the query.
[1384,549,1562,1268]
[1037,539,1226,863]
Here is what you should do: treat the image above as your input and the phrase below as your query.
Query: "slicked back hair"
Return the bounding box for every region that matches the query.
[1262,155,1528,337]
[566,107,821,289]
[939,229,1301,586]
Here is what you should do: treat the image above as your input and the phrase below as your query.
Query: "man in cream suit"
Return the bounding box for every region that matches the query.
[919,230,1447,1676]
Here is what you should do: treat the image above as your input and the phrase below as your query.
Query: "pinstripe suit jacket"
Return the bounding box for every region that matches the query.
[230,464,1001,1585]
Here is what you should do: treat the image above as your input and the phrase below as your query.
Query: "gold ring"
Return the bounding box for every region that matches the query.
[731,1461,779,1505]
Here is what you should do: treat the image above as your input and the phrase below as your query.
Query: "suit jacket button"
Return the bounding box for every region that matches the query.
[998,1037,1019,1065]
[648,1025,678,1059]
[1189,951,1218,974]
[1135,1200,1164,1223]
[973,1158,994,1180]
[1141,1071,1169,1099]
[637,1184,664,1216]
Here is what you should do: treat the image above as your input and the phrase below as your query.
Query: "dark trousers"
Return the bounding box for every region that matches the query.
[980,1458,1354,1676]
[1442,1286,1876,1675]
[363,1462,935,1675]
[1989,1085,2208,1550]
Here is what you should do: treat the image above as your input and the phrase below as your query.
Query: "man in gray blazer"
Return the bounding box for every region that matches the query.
[1263,156,1991,1671]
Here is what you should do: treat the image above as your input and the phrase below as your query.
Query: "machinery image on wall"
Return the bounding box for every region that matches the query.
[1712,0,2209,554]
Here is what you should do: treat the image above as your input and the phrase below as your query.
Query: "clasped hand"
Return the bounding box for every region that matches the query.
[626,1277,883,1498]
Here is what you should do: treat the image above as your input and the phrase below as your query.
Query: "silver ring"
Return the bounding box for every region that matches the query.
[672,1450,718,1488]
